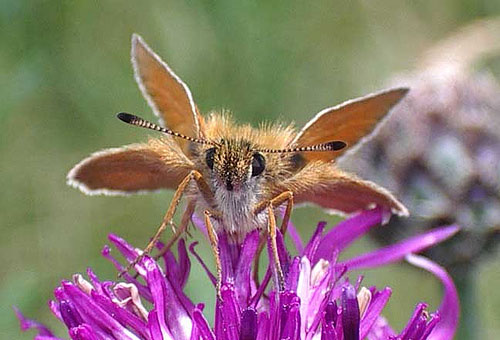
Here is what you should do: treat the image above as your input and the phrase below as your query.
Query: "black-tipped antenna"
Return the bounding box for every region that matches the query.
[256,140,347,153]
[117,112,215,145]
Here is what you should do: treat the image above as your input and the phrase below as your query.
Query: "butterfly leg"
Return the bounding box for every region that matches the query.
[272,191,294,235]
[119,170,213,278]
[204,209,223,300]
[153,200,196,261]
[266,205,285,291]
[254,191,294,234]
[253,191,293,281]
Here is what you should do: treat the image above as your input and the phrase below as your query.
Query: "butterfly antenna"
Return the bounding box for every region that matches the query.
[117,112,215,145]
[257,141,347,153]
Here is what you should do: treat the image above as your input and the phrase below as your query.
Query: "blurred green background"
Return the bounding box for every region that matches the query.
[1,1,500,339]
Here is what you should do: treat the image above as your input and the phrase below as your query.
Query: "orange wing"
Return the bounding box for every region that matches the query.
[280,163,408,216]
[291,88,408,162]
[67,140,193,195]
[132,34,204,151]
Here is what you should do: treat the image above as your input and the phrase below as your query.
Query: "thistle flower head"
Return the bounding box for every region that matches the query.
[17,207,459,340]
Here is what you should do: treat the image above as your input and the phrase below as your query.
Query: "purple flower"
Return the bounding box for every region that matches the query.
[17,207,460,339]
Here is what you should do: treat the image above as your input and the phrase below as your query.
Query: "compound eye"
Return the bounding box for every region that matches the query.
[251,152,266,177]
[205,148,216,170]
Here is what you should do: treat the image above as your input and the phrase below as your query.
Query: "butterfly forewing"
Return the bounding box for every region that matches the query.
[132,34,203,151]
[291,88,409,162]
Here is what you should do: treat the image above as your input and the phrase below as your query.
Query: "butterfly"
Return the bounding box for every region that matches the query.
[67,34,408,285]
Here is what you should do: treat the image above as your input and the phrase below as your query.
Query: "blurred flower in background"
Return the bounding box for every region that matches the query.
[340,18,500,339]
[16,208,459,339]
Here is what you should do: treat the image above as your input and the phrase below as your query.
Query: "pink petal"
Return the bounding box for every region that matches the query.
[339,225,459,270]
[406,255,459,340]
[14,307,56,337]
[359,288,392,338]
[313,207,386,264]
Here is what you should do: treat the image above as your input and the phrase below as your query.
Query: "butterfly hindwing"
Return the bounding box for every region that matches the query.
[277,161,408,216]
[67,140,193,195]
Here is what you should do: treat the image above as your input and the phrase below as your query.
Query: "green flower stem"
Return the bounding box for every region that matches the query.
[452,267,478,340]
